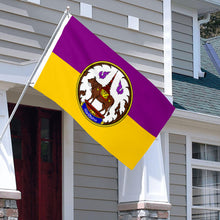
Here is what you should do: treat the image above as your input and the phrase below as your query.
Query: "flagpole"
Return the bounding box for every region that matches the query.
[0,7,71,143]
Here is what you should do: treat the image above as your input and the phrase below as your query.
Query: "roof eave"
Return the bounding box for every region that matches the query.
[172,0,220,16]
[203,0,220,7]
[173,109,220,125]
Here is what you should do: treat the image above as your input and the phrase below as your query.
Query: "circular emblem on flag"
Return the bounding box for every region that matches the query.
[77,61,133,126]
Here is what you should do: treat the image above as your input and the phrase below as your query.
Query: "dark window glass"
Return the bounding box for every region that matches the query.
[207,144,220,162]
[41,118,50,139]
[192,142,220,162]
[40,118,52,162]
[41,141,52,162]
[192,209,220,220]
[193,168,220,207]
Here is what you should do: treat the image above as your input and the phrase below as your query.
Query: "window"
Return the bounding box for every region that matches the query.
[192,142,220,219]
[41,117,53,162]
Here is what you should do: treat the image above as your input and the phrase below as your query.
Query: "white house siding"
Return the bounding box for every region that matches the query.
[74,122,118,219]
[169,134,187,220]
[172,11,193,77]
[0,0,164,90]
[1,0,164,219]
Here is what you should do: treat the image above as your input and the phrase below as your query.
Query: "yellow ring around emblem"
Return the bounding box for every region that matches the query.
[76,61,133,127]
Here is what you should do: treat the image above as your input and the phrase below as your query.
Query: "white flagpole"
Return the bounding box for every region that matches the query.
[0,7,71,143]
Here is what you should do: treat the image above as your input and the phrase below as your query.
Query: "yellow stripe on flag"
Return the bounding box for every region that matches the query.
[34,52,156,169]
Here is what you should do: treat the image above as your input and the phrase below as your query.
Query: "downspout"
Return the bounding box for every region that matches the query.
[198,13,211,77]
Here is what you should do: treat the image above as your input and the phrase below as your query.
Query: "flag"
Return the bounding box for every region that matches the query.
[31,14,175,169]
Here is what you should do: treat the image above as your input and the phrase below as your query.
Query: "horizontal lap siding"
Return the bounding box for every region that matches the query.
[169,134,187,220]
[74,122,118,220]
[1,0,164,90]
[0,0,59,63]
[2,1,164,219]
[172,12,193,77]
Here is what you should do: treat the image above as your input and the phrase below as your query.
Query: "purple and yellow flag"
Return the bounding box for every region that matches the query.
[31,15,174,169]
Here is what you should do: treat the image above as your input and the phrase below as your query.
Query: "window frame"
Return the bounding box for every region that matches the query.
[189,139,220,219]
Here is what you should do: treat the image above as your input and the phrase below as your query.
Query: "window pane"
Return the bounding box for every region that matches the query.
[193,169,206,206]
[41,141,52,162]
[12,138,22,160]
[192,143,205,160]
[193,169,206,187]
[41,118,50,139]
[192,209,220,220]
[193,168,220,208]
[207,170,220,189]
[207,145,220,162]
[192,142,220,162]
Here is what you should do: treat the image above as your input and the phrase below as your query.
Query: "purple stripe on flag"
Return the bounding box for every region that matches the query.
[53,16,174,137]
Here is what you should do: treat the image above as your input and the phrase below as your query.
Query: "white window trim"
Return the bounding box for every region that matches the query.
[172,3,201,79]
[187,137,220,220]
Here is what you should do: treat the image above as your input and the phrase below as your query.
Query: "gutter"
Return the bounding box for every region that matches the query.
[203,0,220,6]
[173,109,220,125]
